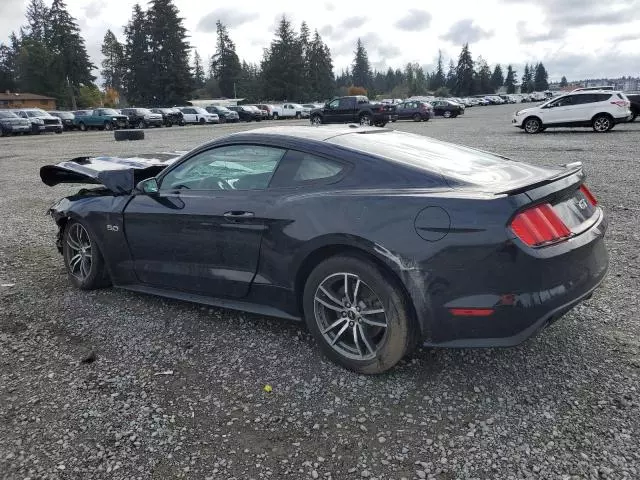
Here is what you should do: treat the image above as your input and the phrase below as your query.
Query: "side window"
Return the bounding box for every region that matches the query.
[572,95,594,105]
[160,145,285,191]
[270,151,346,187]
[328,99,340,109]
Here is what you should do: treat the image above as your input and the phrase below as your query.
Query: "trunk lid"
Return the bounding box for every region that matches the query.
[40,153,185,194]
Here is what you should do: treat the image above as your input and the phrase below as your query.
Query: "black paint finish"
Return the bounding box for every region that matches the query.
[43,126,608,347]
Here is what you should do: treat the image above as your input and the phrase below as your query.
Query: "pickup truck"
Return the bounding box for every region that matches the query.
[309,96,396,127]
[271,103,310,119]
[73,108,128,131]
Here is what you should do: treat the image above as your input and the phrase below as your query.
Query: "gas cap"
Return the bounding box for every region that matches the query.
[414,206,451,241]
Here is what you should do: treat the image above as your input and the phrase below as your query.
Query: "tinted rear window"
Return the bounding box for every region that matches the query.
[327,131,524,184]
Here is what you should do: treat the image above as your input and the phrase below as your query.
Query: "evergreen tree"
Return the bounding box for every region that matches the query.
[474,57,491,94]
[490,64,504,92]
[100,29,124,93]
[455,43,474,96]
[236,61,261,101]
[351,38,371,90]
[25,0,49,42]
[47,0,95,108]
[0,43,17,91]
[146,0,192,105]
[533,62,549,91]
[193,50,205,88]
[431,50,445,90]
[384,67,396,93]
[446,59,456,92]
[559,75,568,88]
[123,4,151,105]
[210,20,241,98]
[521,63,533,93]
[15,35,58,96]
[261,16,304,100]
[504,64,517,94]
[306,30,334,101]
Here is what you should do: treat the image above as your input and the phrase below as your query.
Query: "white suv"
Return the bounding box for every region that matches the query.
[512,90,632,133]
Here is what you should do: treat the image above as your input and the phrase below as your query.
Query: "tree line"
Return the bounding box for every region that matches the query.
[0,0,552,108]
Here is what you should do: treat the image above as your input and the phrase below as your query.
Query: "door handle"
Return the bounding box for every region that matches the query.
[223,211,255,219]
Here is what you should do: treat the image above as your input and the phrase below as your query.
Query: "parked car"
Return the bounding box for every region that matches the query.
[246,105,269,120]
[393,100,433,121]
[150,107,184,126]
[429,100,463,118]
[48,111,76,130]
[178,107,219,124]
[309,96,396,126]
[40,125,608,374]
[227,105,262,122]
[205,106,240,123]
[513,90,632,133]
[271,103,309,119]
[11,108,62,134]
[120,108,164,129]
[625,93,639,122]
[0,110,32,136]
[73,108,128,131]
[254,104,275,119]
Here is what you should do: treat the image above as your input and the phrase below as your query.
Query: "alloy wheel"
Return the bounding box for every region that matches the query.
[443,111,452,118]
[593,116,611,132]
[314,272,388,360]
[524,118,541,133]
[311,116,322,126]
[360,114,371,126]
[65,223,92,281]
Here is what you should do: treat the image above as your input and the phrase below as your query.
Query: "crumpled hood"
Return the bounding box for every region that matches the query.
[40,152,185,194]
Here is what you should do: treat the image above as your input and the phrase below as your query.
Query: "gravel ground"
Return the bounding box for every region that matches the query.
[1,106,639,480]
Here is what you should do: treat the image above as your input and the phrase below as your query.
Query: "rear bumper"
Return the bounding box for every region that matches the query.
[420,209,608,347]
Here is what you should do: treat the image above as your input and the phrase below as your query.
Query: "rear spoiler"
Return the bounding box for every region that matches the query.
[495,162,584,196]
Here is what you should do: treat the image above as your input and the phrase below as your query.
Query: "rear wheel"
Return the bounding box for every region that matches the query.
[359,113,371,126]
[78,122,87,131]
[592,114,612,133]
[524,117,542,134]
[296,112,302,119]
[62,220,111,290]
[137,120,146,129]
[272,112,279,120]
[412,113,422,122]
[629,111,637,122]
[104,121,113,131]
[443,110,452,118]
[310,115,322,126]
[303,255,416,374]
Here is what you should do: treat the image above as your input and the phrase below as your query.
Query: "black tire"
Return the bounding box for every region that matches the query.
[303,255,416,374]
[296,112,302,119]
[199,117,206,125]
[592,114,612,133]
[629,111,637,122]
[272,112,279,120]
[310,115,323,126]
[79,122,87,132]
[55,129,63,134]
[523,117,542,134]
[104,121,113,131]
[412,113,422,122]
[374,120,387,127]
[165,120,173,127]
[114,129,145,141]
[359,113,372,126]
[62,220,111,290]
[443,110,452,118]
[137,120,145,129]
[219,116,226,124]
[0,127,5,137]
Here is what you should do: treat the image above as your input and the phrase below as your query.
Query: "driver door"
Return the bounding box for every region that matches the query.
[542,95,575,125]
[123,144,286,298]
[323,99,340,122]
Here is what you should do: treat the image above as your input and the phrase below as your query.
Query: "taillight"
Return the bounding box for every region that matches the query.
[510,204,571,247]
[611,100,629,107]
[580,184,598,206]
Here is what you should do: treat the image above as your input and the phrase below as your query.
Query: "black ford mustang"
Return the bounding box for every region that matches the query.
[40,126,608,374]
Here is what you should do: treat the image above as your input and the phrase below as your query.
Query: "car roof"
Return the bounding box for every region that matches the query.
[568,90,616,95]
[224,125,384,143]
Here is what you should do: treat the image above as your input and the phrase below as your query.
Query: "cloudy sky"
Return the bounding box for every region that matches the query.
[1,0,639,82]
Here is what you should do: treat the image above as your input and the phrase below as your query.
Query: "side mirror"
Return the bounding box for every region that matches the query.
[136,177,159,194]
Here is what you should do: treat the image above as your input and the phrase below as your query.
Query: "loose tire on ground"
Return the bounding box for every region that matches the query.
[302,254,417,374]
[114,129,145,141]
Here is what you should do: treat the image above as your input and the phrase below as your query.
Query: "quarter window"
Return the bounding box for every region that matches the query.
[293,154,344,182]
[160,145,285,191]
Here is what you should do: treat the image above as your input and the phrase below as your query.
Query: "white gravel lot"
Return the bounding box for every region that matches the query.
[0,105,639,479]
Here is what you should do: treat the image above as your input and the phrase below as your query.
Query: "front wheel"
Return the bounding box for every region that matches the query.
[524,117,542,134]
[359,114,371,126]
[272,113,279,120]
[104,121,113,131]
[137,120,146,129]
[374,121,387,127]
[310,115,322,126]
[303,255,416,374]
[412,113,422,122]
[199,117,206,125]
[592,114,612,133]
[78,122,87,131]
[296,112,302,119]
[62,221,111,290]
[443,110,452,118]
